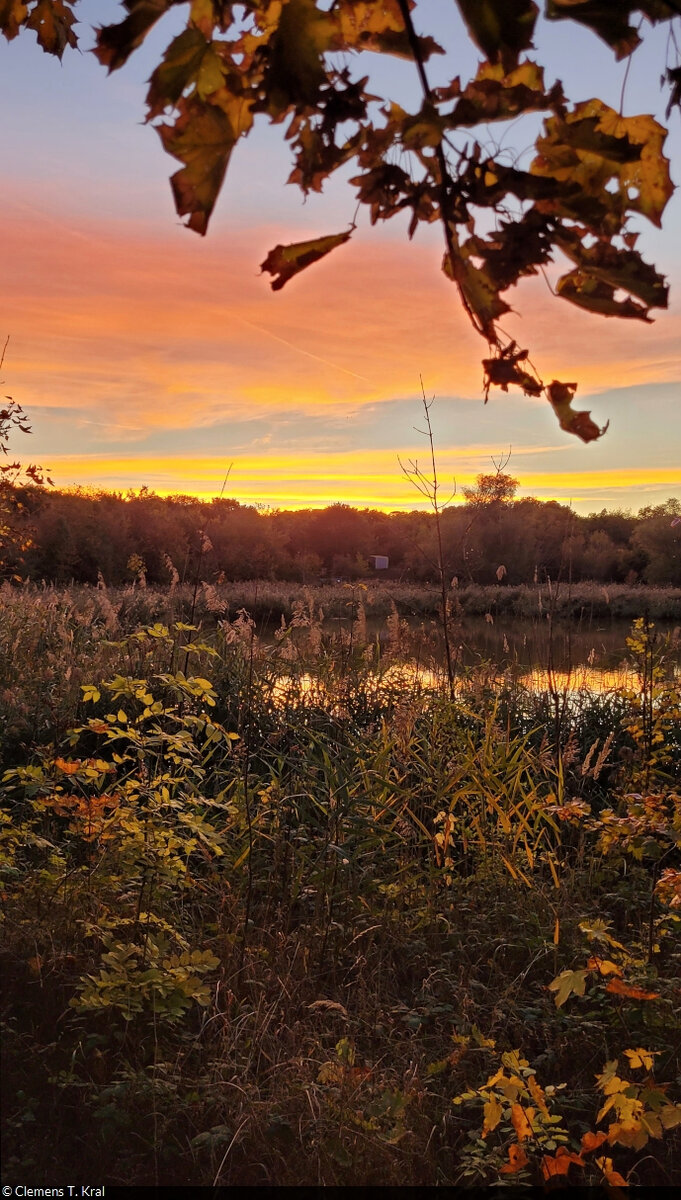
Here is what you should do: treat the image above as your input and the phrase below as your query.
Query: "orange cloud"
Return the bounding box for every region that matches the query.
[4,199,679,441]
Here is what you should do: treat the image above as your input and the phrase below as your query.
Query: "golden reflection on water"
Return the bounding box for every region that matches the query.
[514,667,640,694]
[269,662,646,708]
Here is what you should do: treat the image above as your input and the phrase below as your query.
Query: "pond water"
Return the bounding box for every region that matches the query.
[267,615,680,699]
[425,616,679,678]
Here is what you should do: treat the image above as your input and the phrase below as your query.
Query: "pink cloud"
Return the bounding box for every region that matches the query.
[2,197,679,442]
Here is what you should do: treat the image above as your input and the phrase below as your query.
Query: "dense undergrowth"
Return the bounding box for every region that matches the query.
[1,585,680,1186]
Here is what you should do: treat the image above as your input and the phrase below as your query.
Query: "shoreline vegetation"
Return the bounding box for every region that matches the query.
[2,578,681,626]
[1,584,680,1186]
[3,485,680,591]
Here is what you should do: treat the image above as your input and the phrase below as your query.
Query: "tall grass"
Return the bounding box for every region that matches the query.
[4,577,680,627]
[1,588,680,1185]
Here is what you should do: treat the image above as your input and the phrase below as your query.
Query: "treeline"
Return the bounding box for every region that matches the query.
[3,478,680,586]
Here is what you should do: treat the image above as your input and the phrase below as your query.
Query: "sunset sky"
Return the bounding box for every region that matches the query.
[2,1,680,514]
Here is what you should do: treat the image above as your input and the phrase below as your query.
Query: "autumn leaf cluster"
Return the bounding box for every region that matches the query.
[3,2,680,439]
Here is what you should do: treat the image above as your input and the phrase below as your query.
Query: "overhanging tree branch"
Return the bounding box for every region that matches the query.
[2,1,679,444]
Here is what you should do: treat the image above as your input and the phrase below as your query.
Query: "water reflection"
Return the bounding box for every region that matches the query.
[367,615,681,674]
[269,661,651,709]
[509,667,641,695]
[264,615,679,709]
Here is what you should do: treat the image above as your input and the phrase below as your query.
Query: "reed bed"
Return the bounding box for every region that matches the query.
[3,578,680,628]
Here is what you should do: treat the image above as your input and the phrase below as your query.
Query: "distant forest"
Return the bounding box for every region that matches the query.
[4,475,681,587]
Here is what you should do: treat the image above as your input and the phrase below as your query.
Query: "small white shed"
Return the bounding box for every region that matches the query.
[369,555,389,570]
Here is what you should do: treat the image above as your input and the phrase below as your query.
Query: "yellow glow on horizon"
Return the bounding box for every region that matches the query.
[4,198,680,525]
[43,451,681,511]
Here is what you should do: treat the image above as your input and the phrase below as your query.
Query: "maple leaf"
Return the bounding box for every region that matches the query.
[532,100,673,231]
[548,966,589,1007]
[555,230,668,314]
[442,228,511,338]
[499,1142,529,1174]
[605,978,661,1001]
[482,341,543,399]
[350,161,418,225]
[332,0,443,61]
[146,27,218,119]
[448,59,560,128]
[463,208,556,293]
[260,229,353,290]
[547,380,606,444]
[456,0,538,73]
[95,0,176,73]
[26,0,77,59]
[541,1147,584,1179]
[607,1118,649,1150]
[580,1130,608,1155]
[401,103,447,151]
[579,918,624,948]
[158,96,238,234]
[261,0,333,116]
[0,0,29,41]
[189,0,215,40]
[547,0,675,61]
[287,76,369,193]
[557,271,654,322]
[659,1105,681,1130]
[624,1048,658,1072]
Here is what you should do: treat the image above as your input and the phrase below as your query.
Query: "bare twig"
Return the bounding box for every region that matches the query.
[399,379,457,696]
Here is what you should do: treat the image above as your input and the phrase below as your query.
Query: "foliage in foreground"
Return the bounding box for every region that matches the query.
[3,3,680,439]
[1,603,680,1185]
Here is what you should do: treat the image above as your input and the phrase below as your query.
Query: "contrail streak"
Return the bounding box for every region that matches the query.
[8,195,375,385]
[233,313,375,385]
